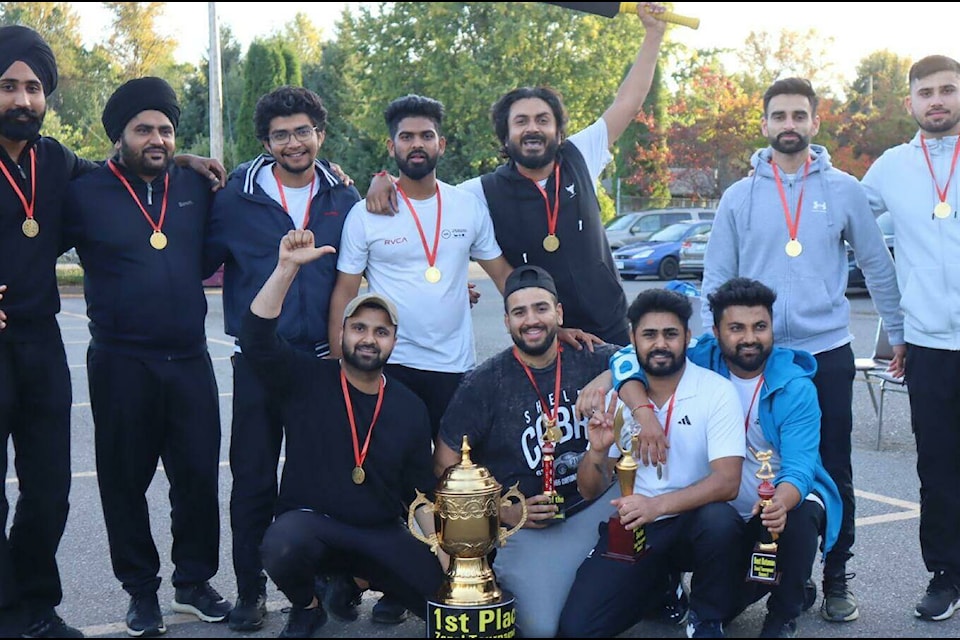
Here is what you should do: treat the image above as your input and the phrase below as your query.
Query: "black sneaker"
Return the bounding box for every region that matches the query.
[820,572,859,622]
[759,612,797,638]
[125,592,166,637]
[914,571,960,621]
[171,582,232,623]
[656,572,689,625]
[279,606,327,638]
[685,610,724,638]
[802,578,817,611]
[371,594,408,624]
[22,614,84,639]
[321,574,363,622]
[228,590,267,631]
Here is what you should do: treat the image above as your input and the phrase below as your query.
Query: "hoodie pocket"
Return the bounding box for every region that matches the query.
[901,265,955,335]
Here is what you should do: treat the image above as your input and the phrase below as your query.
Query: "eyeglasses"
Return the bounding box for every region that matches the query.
[267,125,318,145]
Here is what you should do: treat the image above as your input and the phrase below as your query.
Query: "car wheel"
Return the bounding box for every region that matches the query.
[657,256,679,280]
[620,274,636,281]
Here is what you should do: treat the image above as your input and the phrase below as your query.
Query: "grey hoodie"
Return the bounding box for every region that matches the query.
[702,144,903,354]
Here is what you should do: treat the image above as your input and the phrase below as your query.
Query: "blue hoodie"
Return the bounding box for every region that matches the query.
[703,144,903,353]
[610,335,841,556]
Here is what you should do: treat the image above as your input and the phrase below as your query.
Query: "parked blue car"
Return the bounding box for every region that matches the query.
[613,220,714,280]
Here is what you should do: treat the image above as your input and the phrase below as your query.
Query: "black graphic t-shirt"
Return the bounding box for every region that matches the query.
[438,343,619,517]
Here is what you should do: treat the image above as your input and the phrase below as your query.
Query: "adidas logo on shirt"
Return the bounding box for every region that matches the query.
[678,415,692,426]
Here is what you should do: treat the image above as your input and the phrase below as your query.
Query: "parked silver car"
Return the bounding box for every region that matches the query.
[605,207,715,250]
[678,228,711,278]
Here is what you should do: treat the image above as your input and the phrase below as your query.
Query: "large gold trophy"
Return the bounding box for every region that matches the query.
[408,436,527,638]
[602,406,649,561]
[746,448,781,584]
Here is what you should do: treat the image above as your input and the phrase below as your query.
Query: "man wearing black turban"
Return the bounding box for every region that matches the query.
[61,77,232,638]
[0,24,91,640]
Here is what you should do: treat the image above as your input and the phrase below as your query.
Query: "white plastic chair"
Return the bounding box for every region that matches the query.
[854,319,907,449]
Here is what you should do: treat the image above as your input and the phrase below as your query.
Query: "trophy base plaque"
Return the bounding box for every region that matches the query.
[546,492,566,520]
[601,517,648,562]
[746,544,781,585]
[427,591,517,638]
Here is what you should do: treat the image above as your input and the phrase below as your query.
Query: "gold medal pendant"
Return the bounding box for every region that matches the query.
[352,466,366,485]
[149,231,168,250]
[425,266,442,283]
[785,239,803,257]
[934,201,952,219]
[543,234,560,252]
[21,218,39,238]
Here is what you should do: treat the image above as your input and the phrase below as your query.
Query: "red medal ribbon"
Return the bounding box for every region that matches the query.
[340,368,385,474]
[920,135,960,207]
[744,375,764,433]
[108,160,169,235]
[512,344,563,430]
[273,167,316,229]
[529,162,561,240]
[771,157,811,243]
[658,392,678,441]
[397,183,442,270]
[0,148,36,223]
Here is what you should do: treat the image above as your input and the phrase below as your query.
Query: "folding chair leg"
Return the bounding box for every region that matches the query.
[876,382,886,450]
[863,372,878,415]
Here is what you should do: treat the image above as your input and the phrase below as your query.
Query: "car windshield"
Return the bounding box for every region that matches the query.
[649,223,693,242]
[605,214,638,231]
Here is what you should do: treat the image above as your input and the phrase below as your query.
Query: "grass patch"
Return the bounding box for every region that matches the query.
[56,264,84,287]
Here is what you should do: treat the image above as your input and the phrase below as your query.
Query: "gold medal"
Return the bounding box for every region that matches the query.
[785,239,802,257]
[543,234,560,252]
[425,266,442,283]
[21,218,39,238]
[149,231,168,250]
[934,201,952,218]
[352,466,366,485]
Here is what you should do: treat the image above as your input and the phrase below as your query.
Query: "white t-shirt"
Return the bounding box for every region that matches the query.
[457,118,613,206]
[727,372,824,520]
[604,360,745,520]
[337,180,503,372]
[256,166,316,230]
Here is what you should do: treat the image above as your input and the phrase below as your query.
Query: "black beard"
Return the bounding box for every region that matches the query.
[725,344,770,373]
[506,135,559,170]
[916,112,960,134]
[769,132,810,155]
[0,108,43,141]
[642,348,686,378]
[510,325,558,357]
[342,344,387,372]
[394,152,437,181]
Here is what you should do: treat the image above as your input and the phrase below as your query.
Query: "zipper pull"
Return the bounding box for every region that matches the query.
[147,182,153,206]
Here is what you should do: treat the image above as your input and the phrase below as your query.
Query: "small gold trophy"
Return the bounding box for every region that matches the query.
[602,406,648,562]
[408,436,527,638]
[746,448,781,584]
[541,418,565,520]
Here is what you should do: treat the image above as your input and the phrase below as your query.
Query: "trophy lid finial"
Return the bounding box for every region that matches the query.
[460,435,474,466]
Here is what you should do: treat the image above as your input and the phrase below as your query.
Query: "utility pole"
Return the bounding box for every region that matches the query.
[208,2,224,162]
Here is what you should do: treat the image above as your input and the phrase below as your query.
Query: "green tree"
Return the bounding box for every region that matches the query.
[736,29,840,97]
[340,2,650,185]
[235,40,288,161]
[102,2,177,78]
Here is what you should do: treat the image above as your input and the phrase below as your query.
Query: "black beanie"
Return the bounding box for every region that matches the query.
[0,25,59,96]
[101,77,181,143]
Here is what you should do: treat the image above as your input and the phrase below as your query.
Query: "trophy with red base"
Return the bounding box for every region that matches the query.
[542,418,565,520]
[746,449,781,584]
[602,407,648,561]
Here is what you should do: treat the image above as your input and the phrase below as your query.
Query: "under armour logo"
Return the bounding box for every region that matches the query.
[812,201,827,212]
[565,183,576,198]
[678,415,692,426]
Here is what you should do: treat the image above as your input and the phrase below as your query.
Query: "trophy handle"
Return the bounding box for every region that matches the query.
[612,405,630,456]
[407,490,439,554]
[498,483,528,545]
